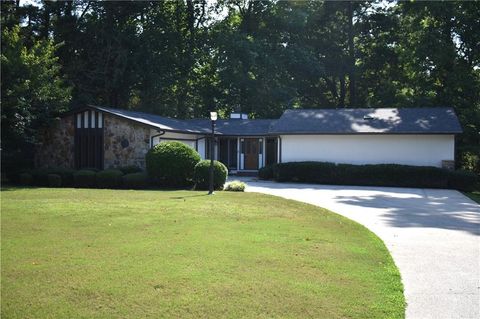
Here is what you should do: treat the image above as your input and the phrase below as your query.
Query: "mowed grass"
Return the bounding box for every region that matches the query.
[1,188,405,318]
[465,191,480,204]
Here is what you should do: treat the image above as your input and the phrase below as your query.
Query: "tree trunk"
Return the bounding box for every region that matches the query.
[339,75,346,107]
[347,1,355,107]
[41,2,50,39]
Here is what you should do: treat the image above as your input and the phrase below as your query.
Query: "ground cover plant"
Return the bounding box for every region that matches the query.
[1,187,405,318]
[224,180,246,192]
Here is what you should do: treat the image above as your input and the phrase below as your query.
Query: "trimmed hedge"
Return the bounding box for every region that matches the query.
[73,170,97,188]
[258,164,276,180]
[122,172,149,189]
[29,168,75,187]
[118,165,143,175]
[264,162,477,191]
[193,160,228,190]
[19,172,33,185]
[47,174,62,187]
[146,141,201,187]
[96,169,124,188]
[30,168,52,186]
[448,170,477,192]
[49,168,75,187]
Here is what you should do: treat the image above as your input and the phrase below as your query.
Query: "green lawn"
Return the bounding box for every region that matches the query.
[1,187,405,318]
[465,191,480,204]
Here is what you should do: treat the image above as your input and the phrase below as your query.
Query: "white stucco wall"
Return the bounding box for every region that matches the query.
[150,130,201,154]
[280,134,455,168]
[197,138,206,159]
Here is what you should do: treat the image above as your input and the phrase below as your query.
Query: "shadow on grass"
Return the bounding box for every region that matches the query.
[1,185,212,198]
[1,184,39,191]
[169,194,210,200]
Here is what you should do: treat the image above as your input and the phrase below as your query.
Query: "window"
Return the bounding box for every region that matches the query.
[265,138,278,165]
[218,138,238,170]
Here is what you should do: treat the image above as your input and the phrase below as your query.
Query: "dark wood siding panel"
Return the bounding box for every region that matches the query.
[75,111,104,170]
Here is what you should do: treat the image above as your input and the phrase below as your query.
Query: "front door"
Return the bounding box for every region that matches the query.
[244,139,259,170]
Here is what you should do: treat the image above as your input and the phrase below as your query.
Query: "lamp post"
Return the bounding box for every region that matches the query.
[208,111,217,195]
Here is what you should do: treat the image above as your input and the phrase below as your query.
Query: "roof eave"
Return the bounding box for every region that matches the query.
[271,131,462,135]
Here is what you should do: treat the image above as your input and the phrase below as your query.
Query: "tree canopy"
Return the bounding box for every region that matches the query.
[1,0,479,170]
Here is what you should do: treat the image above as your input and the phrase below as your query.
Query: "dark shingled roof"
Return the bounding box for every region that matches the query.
[91,106,210,134]
[83,105,462,135]
[186,119,276,136]
[269,107,463,134]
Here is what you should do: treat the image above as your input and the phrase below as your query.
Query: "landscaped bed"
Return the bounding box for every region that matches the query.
[1,188,405,318]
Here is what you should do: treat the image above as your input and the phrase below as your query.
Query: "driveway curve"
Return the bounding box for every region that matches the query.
[243,179,480,319]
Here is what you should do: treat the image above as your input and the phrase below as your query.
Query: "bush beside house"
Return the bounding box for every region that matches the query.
[122,172,149,189]
[258,164,277,180]
[193,160,228,190]
[19,172,33,185]
[73,170,97,188]
[260,162,477,191]
[96,169,124,188]
[146,141,201,187]
[47,174,62,187]
[118,165,143,175]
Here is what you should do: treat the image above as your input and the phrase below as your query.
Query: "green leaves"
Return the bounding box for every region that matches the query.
[1,0,479,169]
[1,25,71,171]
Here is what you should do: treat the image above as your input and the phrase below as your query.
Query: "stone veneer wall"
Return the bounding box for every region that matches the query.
[103,114,151,169]
[35,116,75,168]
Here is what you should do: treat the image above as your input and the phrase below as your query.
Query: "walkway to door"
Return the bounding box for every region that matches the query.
[239,178,480,319]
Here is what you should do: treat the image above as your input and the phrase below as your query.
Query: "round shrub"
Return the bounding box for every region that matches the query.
[19,172,33,185]
[122,172,149,189]
[224,180,246,192]
[146,141,201,187]
[96,169,124,189]
[193,160,228,190]
[47,174,62,187]
[73,170,96,188]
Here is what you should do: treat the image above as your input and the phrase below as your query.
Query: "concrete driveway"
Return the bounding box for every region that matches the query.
[240,179,480,319]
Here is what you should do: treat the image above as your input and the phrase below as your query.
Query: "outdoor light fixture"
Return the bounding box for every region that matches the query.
[208,111,217,195]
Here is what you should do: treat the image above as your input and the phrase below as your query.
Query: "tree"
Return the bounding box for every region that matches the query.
[1,0,479,172]
[1,25,71,172]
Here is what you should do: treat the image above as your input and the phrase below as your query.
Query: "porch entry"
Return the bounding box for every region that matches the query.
[243,138,259,170]
[217,137,276,171]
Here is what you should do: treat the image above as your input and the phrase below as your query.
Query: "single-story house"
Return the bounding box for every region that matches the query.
[35,105,462,172]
